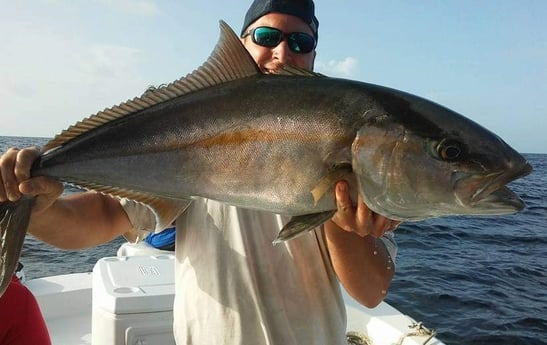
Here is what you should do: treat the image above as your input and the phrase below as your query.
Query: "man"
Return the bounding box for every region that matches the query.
[0,0,399,343]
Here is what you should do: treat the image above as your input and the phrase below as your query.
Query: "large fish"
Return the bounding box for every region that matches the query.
[0,21,532,296]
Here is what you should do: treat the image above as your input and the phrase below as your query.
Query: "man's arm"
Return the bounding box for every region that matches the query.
[0,147,132,250]
[28,192,132,250]
[324,181,398,308]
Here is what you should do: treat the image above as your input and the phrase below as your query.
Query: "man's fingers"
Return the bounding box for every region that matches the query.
[333,181,355,232]
[331,180,401,238]
[19,176,63,197]
[390,221,402,231]
[0,147,42,201]
[14,147,40,184]
[335,181,352,210]
[0,148,22,201]
[356,196,401,237]
[369,216,388,238]
[354,195,373,237]
[19,176,64,214]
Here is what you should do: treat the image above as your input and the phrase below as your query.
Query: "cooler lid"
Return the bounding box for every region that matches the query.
[92,255,175,314]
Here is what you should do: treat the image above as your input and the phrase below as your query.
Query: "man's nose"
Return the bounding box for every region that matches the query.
[272,40,292,65]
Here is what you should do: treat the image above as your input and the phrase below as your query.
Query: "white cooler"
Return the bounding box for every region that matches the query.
[92,255,176,345]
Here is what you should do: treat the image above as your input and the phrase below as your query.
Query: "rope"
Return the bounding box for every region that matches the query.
[346,331,373,345]
[395,321,437,345]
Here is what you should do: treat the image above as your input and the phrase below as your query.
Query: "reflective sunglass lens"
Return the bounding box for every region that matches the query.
[253,27,282,47]
[251,27,316,54]
[288,33,315,53]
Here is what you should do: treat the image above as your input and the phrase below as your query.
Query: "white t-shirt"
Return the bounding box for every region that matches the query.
[122,198,396,345]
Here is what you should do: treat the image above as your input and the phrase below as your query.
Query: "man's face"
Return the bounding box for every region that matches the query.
[241,13,316,73]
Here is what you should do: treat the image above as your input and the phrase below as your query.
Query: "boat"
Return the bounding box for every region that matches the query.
[24,242,446,345]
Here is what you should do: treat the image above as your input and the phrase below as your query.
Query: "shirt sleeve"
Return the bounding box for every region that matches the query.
[119,198,157,242]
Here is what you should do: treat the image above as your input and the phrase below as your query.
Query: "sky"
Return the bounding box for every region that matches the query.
[1,0,546,153]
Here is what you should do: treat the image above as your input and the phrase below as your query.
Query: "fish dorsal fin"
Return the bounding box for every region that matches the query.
[44,20,261,151]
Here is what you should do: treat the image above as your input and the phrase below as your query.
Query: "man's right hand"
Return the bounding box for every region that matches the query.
[0,147,64,214]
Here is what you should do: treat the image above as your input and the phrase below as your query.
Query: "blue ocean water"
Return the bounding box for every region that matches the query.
[1,136,546,345]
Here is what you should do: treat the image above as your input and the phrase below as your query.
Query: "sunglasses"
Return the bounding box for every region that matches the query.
[243,26,316,54]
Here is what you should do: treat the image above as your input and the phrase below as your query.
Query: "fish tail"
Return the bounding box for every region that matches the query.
[0,196,34,297]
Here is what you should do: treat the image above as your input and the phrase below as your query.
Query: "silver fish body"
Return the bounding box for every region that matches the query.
[0,21,532,296]
[34,75,530,219]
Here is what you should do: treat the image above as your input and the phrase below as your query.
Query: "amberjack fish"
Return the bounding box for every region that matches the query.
[0,21,532,296]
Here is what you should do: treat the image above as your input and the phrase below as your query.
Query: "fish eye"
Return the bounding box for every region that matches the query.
[436,139,464,161]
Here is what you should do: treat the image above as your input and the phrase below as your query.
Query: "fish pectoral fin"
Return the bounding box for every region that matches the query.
[311,163,353,206]
[146,197,192,232]
[273,210,336,244]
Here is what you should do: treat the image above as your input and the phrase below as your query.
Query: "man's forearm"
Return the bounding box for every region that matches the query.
[324,219,395,308]
[28,192,131,250]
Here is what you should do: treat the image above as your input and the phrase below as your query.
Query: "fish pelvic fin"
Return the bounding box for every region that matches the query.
[0,197,34,297]
[43,20,262,152]
[273,210,336,245]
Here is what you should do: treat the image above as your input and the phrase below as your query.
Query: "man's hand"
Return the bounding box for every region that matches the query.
[330,180,400,238]
[0,147,64,214]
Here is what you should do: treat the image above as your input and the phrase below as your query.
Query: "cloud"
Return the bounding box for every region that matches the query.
[0,17,148,137]
[96,0,161,16]
[81,44,144,79]
[315,57,358,77]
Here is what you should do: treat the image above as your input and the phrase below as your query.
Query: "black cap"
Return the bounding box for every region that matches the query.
[241,0,319,38]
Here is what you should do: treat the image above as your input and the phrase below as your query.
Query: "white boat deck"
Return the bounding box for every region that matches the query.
[27,273,93,345]
[26,250,445,345]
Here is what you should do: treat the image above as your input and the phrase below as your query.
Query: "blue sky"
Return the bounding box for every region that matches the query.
[1,0,545,153]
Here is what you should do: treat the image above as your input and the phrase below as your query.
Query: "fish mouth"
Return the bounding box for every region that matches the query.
[456,162,533,213]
